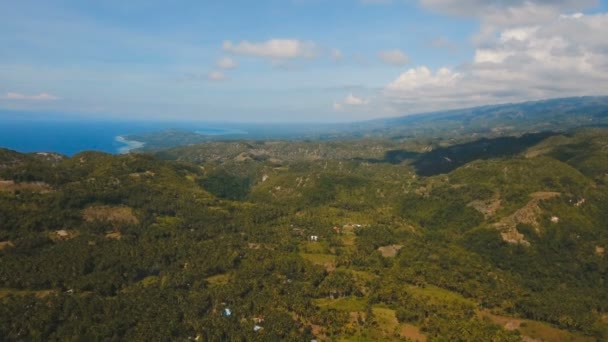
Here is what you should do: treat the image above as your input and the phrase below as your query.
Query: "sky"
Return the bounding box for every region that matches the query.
[1,0,607,122]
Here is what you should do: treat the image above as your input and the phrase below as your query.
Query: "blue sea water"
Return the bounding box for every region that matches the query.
[0,118,230,156]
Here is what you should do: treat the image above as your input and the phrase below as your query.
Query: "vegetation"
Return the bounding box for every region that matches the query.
[2,126,608,341]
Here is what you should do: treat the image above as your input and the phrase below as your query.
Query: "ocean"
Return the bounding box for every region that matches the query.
[0,119,226,156]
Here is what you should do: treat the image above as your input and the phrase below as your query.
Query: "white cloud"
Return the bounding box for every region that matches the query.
[419,0,598,45]
[378,49,410,66]
[334,93,369,111]
[207,71,227,81]
[222,39,318,60]
[474,49,514,63]
[382,12,608,115]
[419,0,596,19]
[4,92,59,101]
[344,93,369,105]
[216,57,238,70]
[560,12,584,19]
[387,67,460,91]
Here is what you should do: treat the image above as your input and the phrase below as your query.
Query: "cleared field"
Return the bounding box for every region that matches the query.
[0,288,57,299]
[0,241,14,250]
[0,180,52,193]
[406,284,475,305]
[206,273,231,286]
[83,205,139,225]
[481,312,596,342]
[314,296,368,312]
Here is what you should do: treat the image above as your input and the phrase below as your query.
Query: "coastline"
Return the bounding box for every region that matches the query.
[195,128,247,136]
[115,136,145,154]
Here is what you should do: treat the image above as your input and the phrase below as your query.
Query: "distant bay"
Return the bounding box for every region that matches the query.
[0,117,239,156]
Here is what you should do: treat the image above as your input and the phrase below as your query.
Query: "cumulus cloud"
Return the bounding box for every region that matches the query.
[419,0,596,19]
[387,67,460,91]
[344,93,369,105]
[419,0,598,45]
[382,12,608,115]
[4,92,59,101]
[334,93,369,111]
[216,57,238,70]
[378,49,410,66]
[207,71,227,81]
[222,39,318,60]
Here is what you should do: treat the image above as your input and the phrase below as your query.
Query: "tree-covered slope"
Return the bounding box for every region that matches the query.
[1,128,608,341]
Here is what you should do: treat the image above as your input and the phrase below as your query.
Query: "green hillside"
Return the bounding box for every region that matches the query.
[1,128,608,341]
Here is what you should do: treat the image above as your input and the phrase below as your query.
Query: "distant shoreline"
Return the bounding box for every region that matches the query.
[195,128,248,136]
[115,136,145,154]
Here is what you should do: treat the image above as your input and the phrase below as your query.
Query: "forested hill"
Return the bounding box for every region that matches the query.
[126,96,608,152]
[345,96,608,143]
[1,128,608,341]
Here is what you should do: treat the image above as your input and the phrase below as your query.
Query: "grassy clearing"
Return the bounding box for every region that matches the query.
[83,205,139,225]
[347,269,377,283]
[405,285,592,341]
[206,273,231,286]
[406,284,474,305]
[300,241,331,254]
[480,311,595,342]
[0,180,52,193]
[371,306,402,338]
[339,225,357,247]
[518,320,595,342]
[377,244,403,258]
[316,301,428,342]
[300,253,336,265]
[371,306,428,342]
[314,296,368,312]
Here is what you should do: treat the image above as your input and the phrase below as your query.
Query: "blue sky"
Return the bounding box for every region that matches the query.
[1,0,607,122]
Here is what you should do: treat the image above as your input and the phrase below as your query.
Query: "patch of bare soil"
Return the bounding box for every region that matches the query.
[105,231,123,240]
[481,312,540,341]
[482,312,523,330]
[83,205,139,225]
[0,241,14,250]
[521,337,542,342]
[248,243,261,249]
[310,324,324,338]
[468,197,502,218]
[129,171,155,178]
[0,180,52,193]
[400,324,427,342]
[530,191,561,200]
[50,229,79,241]
[493,192,560,246]
[378,244,404,258]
